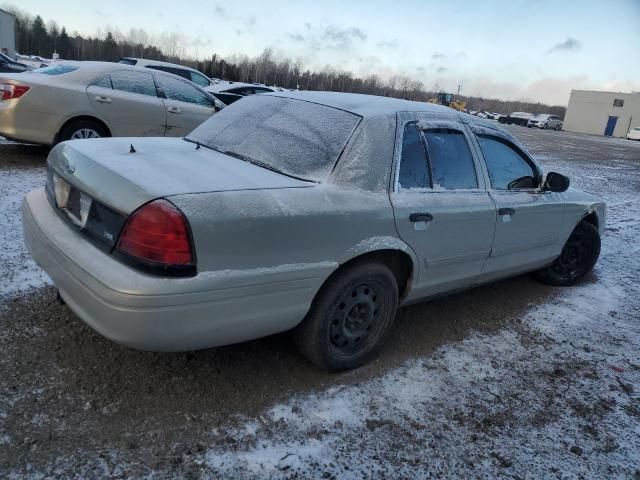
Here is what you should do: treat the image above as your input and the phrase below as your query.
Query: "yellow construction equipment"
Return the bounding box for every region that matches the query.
[427,92,466,111]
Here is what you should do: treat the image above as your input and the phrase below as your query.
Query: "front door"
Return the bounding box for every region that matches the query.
[154,74,217,137]
[604,116,618,136]
[471,130,565,281]
[390,120,496,298]
[87,70,166,137]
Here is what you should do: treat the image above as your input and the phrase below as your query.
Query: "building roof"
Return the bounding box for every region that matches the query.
[0,7,16,18]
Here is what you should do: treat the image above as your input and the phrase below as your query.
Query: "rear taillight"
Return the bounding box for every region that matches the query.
[116,199,195,275]
[1,83,30,100]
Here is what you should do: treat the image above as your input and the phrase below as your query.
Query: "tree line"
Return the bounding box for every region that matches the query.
[5,6,566,117]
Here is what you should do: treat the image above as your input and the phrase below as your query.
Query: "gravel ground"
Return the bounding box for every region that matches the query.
[1,128,639,478]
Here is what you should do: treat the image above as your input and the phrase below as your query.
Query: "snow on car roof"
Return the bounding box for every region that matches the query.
[264,90,453,118]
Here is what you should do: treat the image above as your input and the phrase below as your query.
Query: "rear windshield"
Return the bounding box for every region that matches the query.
[33,65,79,75]
[186,95,361,181]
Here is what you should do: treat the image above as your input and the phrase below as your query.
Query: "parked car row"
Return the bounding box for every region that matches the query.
[0,56,289,145]
[0,62,223,145]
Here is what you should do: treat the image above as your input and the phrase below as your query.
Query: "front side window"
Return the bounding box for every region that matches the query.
[477,135,537,189]
[157,75,213,107]
[398,123,429,189]
[190,71,211,87]
[424,129,477,190]
[109,70,157,97]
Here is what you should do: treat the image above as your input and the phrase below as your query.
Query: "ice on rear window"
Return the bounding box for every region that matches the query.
[186,95,361,181]
[33,65,79,76]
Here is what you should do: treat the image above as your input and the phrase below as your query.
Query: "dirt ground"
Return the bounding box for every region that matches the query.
[1,127,639,478]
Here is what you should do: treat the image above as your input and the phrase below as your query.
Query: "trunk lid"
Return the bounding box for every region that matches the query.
[48,137,313,214]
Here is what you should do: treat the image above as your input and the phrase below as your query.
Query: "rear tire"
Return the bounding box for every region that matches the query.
[543,123,548,129]
[293,262,399,371]
[59,119,108,143]
[536,221,600,286]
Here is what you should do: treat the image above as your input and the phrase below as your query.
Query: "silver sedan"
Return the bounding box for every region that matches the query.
[22,92,605,371]
[0,61,222,145]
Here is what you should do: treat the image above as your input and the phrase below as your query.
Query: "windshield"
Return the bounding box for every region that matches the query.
[186,95,361,181]
[33,65,79,75]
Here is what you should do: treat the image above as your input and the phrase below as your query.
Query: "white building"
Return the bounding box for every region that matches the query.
[0,8,16,59]
[563,90,640,138]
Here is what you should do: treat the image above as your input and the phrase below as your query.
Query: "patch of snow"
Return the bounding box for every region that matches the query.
[0,165,51,300]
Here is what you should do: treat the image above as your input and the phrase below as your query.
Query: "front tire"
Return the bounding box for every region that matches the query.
[537,221,601,286]
[293,262,399,371]
[59,119,108,143]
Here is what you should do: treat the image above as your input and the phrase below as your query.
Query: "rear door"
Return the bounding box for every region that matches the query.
[390,116,496,297]
[470,127,565,280]
[155,73,218,137]
[86,70,166,137]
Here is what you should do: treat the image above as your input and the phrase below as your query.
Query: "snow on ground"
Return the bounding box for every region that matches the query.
[1,129,639,478]
[0,158,51,299]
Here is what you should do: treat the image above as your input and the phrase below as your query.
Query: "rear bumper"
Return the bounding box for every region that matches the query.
[0,101,60,145]
[22,188,331,351]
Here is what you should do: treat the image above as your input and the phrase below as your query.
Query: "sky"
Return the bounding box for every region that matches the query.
[7,0,640,105]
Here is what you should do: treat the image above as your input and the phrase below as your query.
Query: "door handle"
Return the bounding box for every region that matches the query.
[498,207,516,216]
[409,213,434,223]
[167,106,182,114]
[94,96,111,104]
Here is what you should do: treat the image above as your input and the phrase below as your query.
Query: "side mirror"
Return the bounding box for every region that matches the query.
[543,172,570,192]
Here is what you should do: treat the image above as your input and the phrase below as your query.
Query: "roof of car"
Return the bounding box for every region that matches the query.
[264,90,455,117]
[120,57,203,73]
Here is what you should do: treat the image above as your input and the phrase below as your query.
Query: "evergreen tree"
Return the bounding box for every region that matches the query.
[57,27,72,59]
[31,16,48,56]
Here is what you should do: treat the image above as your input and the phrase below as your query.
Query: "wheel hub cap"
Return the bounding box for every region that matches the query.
[330,285,379,352]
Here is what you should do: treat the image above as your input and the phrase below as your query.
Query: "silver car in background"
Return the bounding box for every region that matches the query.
[0,61,222,145]
[528,114,563,130]
[22,92,605,371]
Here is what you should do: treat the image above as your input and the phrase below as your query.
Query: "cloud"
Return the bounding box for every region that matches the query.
[321,25,367,47]
[547,37,582,54]
[214,5,226,16]
[288,23,368,51]
[432,52,446,59]
[436,66,447,74]
[288,33,305,42]
[376,39,399,48]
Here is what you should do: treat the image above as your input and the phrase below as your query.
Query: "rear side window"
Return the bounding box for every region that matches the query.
[477,135,537,189]
[110,70,157,97]
[190,71,211,87]
[398,124,429,189]
[157,75,213,107]
[93,75,112,88]
[213,92,243,105]
[398,124,477,190]
[424,129,477,190]
[33,65,79,76]
[147,65,191,80]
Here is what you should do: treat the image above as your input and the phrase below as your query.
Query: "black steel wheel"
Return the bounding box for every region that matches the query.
[537,221,601,286]
[293,261,399,371]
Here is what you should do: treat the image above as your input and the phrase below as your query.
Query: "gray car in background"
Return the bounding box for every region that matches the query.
[528,114,563,130]
[22,92,605,371]
[0,61,222,145]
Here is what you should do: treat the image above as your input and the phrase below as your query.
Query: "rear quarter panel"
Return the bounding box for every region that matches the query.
[169,185,414,277]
